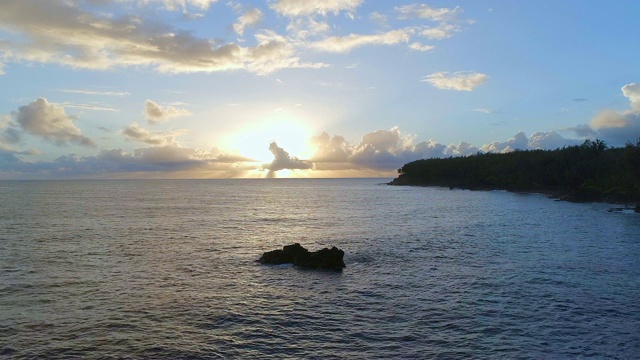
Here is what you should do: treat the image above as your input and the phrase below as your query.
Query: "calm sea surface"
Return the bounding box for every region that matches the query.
[1,179,639,359]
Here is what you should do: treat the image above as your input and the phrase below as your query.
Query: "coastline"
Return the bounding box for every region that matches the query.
[388,177,640,209]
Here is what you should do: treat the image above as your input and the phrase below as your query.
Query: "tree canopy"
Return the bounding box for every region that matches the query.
[391,139,640,203]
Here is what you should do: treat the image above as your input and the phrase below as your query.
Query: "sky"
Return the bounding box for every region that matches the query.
[0,0,639,179]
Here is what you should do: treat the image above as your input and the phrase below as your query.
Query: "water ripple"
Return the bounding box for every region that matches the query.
[1,179,639,359]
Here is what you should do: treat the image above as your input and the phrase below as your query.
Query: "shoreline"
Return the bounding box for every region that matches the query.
[388,178,640,209]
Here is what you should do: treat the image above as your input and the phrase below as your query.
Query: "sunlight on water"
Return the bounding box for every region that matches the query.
[1,179,639,359]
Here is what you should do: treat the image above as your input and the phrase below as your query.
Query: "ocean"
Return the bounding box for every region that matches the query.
[1,178,639,359]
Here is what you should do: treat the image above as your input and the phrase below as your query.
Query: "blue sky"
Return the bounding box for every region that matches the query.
[1,0,639,179]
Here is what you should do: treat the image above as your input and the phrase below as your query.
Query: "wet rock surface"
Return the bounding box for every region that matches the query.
[259,243,346,271]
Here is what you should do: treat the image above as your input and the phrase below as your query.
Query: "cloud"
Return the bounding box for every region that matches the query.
[122,123,189,145]
[263,142,313,176]
[145,100,191,124]
[423,71,489,91]
[395,4,467,41]
[0,141,260,179]
[480,131,581,154]
[310,127,448,170]
[395,4,461,21]
[308,127,583,172]
[134,0,218,12]
[0,124,586,179]
[0,62,5,75]
[286,18,330,39]
[528,131,581,150]
[369,12,389,27]
[409,42,434,52]
[622,83,640,109]
[566,83,640,146]
[474,108,495,114]
[0,115,21,145]
[420,23,461,40]
[244,30,327,74]
[233,8,262,36]
[59,102,119,111]
[270,0,363,16]
[0,0,322,75]
[12,98,96,147]
[10,151,250,179]
[57,89,130,96]
[310,29,412,53]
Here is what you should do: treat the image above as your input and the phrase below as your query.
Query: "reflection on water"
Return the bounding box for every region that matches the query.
[1,179,639,358]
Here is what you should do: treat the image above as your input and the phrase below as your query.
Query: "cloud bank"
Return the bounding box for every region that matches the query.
[0,0,323,75]
[0,0,477,76]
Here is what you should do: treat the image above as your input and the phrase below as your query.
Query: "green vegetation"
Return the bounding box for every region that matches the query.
[391,139,640,203]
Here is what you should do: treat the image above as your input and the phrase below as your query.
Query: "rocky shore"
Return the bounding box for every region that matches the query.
[389,176,640,209]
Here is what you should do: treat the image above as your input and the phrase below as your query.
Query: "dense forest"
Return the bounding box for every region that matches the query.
[390,139,640,204]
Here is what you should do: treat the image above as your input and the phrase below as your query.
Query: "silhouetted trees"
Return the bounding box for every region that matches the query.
[393,139,640,202]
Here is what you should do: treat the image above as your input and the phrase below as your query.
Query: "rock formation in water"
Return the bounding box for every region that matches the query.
[259,243,345,271]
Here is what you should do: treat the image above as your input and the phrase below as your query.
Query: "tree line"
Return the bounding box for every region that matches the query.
[392,139,640,202]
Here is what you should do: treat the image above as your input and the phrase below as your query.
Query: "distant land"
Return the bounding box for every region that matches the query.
[389,139,640,206]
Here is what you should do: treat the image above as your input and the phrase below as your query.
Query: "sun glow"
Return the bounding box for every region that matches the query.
[225,115,314,163]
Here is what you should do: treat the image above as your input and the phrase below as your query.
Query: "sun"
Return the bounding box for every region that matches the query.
[225,114,314,163]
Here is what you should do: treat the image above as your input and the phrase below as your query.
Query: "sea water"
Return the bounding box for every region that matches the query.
[1,179,639,359]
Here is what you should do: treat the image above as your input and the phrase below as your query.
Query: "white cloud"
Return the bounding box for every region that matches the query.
[0,115,21,145]
[445,141,479,156]
[622,83,640,109]
[567,83,640,146]
[474,108,497,114]
[310,29,412,53]
[0,0,321,75]
[423,71,489,91]
[122,123,189,146]
[12,98,96,147]
[369,12,389,27]
[481,131,529,153]
[286,18,330,39]
[0,123,586,178]
[59,102,119,111]
[0,62,5,75]
[145,100,191,124]
[270,0,363,16]
[420,23,461,40]
[247,30,328,74]
[591,110,629,129]
[135,0,218,11]
[308,127,582,172]
[396,4,461,21]
[528,131,580,150]
[310,132,351,163]
[310,127,448,170]
[409,42,434,52]
[57,89,130,96]
[0,115,11,129]
[480,131,580,153]
[395,4,467,41]
[233,8,262,36]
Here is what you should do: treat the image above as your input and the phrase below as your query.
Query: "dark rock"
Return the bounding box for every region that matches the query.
[259,243,345,271]
[635,204,640,213]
